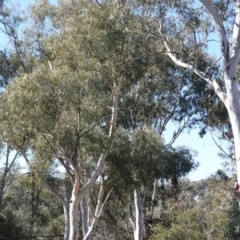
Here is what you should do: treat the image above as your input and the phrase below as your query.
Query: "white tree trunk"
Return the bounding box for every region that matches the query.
[200,0,240,184]
[133,187,145,240]
[63,76,125,239]
[69,192,81,240]
[83,218,98,240]
[160,0,240,184]
[81,196,89,237]
[43,181,71,239]
[83,174,105,240]
[225,85,240,183]
[68,169,82,240]
[63,202,70,240]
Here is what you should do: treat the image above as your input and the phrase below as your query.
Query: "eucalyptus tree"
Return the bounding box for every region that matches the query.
[127,0,240,185]
[104,128,197,240]
[0,0,162,239]
[112,35,208,239]
[3,1,197,239]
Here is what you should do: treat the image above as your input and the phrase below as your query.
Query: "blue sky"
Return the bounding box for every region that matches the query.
[1,0,231,181]
[164,122,225,181]
[165,32,226,181]
[164,32,226,182]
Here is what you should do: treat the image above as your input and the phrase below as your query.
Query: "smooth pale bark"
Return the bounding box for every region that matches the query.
[63,202,70,240]
[15,75,124,239]
[44,184,71,239]
[69,193,80,240]
[68,79,124,239]
[160,0,240,184]
[81,197,89,237]
[83,211,99,240]
[57,148,109,240]
[82,176,124,239]
[130,187,145,240]
[199,0,240,184]
[226,87,240,182]
[83,175,105,240]
[43,181,71,239]
[69,162,82,240]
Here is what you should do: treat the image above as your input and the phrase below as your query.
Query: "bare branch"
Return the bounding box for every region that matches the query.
[162,117,192,152]
[98,178,125,217]
[19,150,30,164]
[211,132,235,161]
[205,56,222,74]
[43,182,66,204]
[57,157,74,178]
[79,114,111,139]
[129,217,135,231]
[83,174,104,240]
[79,149,109,199]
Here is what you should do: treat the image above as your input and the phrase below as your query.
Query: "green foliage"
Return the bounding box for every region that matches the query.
[152,172,239,240]
[226,197,240,239]
[1,173,63,236]
[0,211,23,237]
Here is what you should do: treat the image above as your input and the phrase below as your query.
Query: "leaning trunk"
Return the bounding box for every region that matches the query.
[81,196,89,237]
[83,174,105,240]
[133,187,145,240]
[83,218,99,240]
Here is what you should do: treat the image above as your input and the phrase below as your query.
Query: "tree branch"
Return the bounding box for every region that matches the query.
[43,182,66,204]
[230,0,240,72]
[199,0,229,60]
[211,132,235,161]
[79,149,109,199]
[159,31,226,104]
